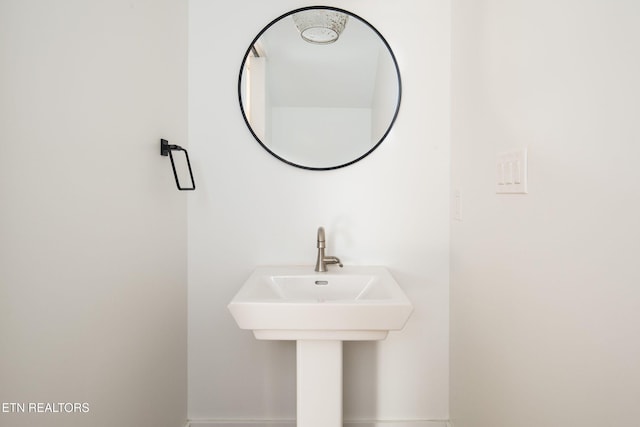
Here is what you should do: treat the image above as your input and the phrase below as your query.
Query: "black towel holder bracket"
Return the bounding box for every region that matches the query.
[160,139,195,191]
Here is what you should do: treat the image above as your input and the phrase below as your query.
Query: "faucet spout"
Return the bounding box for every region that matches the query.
[314,226,343,272]
[317,226,326,248]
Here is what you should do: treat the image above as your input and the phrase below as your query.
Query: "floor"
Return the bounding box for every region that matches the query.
[187,421,449,427]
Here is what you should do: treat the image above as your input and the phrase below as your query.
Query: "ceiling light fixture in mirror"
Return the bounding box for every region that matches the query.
[292,9,349,44]
[238,6,401,170]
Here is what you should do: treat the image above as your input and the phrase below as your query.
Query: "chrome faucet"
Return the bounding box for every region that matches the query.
[314,226,343,272]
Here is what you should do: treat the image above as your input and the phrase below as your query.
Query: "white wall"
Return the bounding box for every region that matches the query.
[189,0,450,422]
[0,1,188,426]
[450,1,640,426]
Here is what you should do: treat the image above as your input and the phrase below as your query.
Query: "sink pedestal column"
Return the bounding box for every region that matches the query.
[296,340,342,427]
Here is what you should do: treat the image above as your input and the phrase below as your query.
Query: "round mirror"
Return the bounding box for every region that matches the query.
[239,6,402,170]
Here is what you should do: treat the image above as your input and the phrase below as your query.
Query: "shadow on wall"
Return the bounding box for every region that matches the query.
[344,341,378,419]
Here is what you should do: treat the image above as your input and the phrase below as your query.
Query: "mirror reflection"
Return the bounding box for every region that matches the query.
[239,7,401,170]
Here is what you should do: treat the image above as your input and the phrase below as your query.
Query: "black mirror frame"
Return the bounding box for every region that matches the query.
[238,5,402,171]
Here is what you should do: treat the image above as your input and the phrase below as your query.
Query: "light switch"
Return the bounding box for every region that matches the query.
[454,189,462,221]
[496,162,505,185]
[496,149,527,194]
[504,161,514,184]
[513,160,522,184]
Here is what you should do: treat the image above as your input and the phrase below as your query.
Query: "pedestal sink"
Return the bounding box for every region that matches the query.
[228,265,413,427]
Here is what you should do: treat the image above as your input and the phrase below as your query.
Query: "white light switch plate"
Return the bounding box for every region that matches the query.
[496,148,528,194]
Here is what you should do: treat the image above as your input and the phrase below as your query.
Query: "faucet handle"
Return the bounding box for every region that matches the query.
[324,256,342,268]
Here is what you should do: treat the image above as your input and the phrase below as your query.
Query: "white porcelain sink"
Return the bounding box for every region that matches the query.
[228,265,413,340]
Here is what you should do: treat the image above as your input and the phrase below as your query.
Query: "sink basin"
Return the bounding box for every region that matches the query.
[228,265,413,340]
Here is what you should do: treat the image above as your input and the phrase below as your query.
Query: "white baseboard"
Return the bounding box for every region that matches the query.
[186,420,449,427]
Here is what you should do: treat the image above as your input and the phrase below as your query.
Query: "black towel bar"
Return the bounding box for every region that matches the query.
[160,139,195,191]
